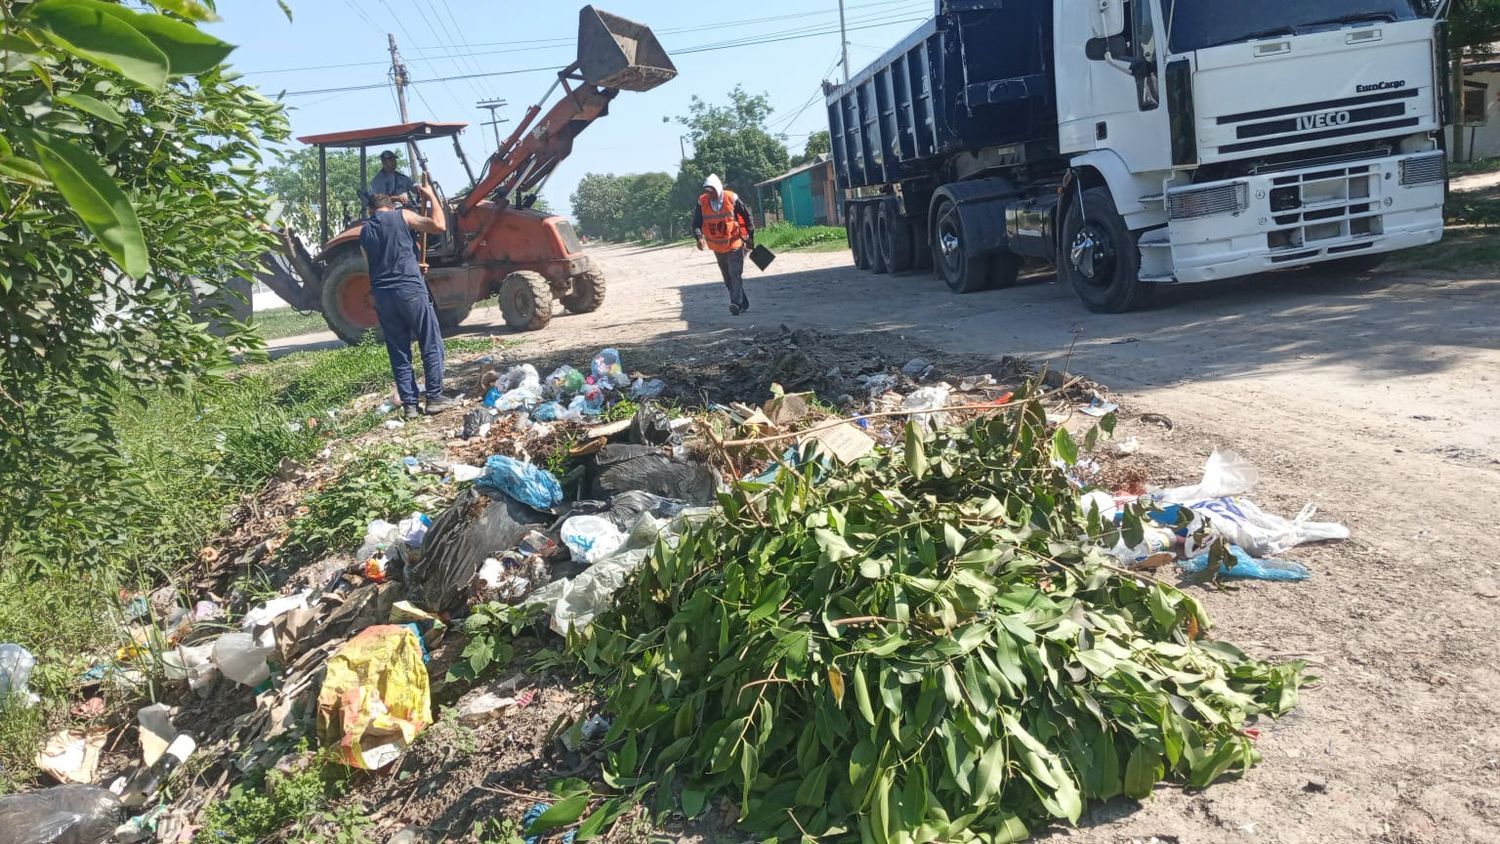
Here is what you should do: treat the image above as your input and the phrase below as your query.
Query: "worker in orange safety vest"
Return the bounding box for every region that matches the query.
[692,173,757,315]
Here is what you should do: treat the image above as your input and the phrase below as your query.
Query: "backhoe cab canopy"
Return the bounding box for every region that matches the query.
[295,121,470,245]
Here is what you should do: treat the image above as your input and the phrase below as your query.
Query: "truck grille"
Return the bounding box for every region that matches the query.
[1264,163,1382,256]
[1168,183,1246,220]
[1216,88,1421,156]
[1399,152,1444,186]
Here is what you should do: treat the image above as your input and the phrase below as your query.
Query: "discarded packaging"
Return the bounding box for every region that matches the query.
[1080,396,1119,417]
[454,689,518,725]
[901,358,932,379]
[1183,497,1348,558]
[1155,449,1260,503]
[450,463,483,483]
[118,732,195,809]
[397,512,432,548]
[317,625,432,770]
[902,385,952,432]
[407,487,549,612]
[137,704,176,767]
[561,515,626,564]
[545,365,586,397]
[0,784,122,844]
[212,631,274,687]
[584,444,716,505]
[630,377,666,399]
[476,454,564,511]
[1181,543,1311,582]
[36,728,108,784]
[241,590,311,631]
[591,348,628,388]
[0,643,39,707]
[806,421,877,464]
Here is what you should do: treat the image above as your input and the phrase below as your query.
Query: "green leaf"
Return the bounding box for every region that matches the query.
[525,792,589,835]
[96,6,235,75]
[56,92,124,126]
[905,422,928,480]
[574,797,625,841]
[26,130,149,277]
[1123,744,1159,799]
[853,661,877,726]
[0,155,52,187]
[1052,427,1078,465]
[680,788,707,818]
[29,0,170,89]
[974,739,1006,801]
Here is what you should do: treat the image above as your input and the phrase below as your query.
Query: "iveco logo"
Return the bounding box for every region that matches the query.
[1356,80,1407,93]
[1296,110,1353,131]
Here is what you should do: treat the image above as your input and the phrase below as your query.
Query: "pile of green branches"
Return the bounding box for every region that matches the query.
[577,400,1304,843]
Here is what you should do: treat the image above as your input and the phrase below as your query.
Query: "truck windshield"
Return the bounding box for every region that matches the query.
[1166,0,1426,53]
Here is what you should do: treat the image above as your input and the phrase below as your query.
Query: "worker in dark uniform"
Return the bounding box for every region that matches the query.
[692,173,756,315]
[360,187,456,419]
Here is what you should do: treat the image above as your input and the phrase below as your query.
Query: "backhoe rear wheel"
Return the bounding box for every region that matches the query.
[320,248,381,345]
[561,268,606,314]
[499,271,554,331]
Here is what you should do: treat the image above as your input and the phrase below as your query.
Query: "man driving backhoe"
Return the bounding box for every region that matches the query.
[369,150,415,200]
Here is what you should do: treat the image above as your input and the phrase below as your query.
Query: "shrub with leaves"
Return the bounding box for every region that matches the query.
[280,454,420,566]
[579,401,1304,843]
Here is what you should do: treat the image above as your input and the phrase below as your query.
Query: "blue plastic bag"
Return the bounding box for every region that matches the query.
[1181,543,1309,582]
[475,455,564,511]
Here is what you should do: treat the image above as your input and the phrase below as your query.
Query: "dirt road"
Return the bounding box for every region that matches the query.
[273,244,1500,843]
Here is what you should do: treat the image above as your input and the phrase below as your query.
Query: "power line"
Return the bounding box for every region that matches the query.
[435,0,495,98]
[413,0,485,106]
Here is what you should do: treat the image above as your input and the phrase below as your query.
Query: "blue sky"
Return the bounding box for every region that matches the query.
[211,0,934,214]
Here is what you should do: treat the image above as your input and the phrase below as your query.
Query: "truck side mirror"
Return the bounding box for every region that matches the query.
[1085,38,1109,61]
[1088,0,1126,39]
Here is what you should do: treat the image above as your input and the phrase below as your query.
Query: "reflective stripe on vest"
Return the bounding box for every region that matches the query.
[699,189,743,253]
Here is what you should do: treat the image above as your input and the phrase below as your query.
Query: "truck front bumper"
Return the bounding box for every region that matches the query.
[1163,151,1445,284]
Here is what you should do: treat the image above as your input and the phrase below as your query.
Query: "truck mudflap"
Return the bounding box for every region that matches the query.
[1159,151,1445,283]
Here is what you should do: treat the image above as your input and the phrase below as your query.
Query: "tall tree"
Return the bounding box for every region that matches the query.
[625,172,676,240]
[790,130,831,167]
[570,172,629,239]
[672,87,790,220]
[0,0,288,565]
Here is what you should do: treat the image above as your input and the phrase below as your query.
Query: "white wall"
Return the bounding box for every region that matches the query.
[1445,70,1500,161]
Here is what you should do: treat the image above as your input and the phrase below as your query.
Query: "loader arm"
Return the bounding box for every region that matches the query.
[460,72,618,217]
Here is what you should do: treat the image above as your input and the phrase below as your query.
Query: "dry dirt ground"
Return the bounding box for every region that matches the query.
[272,241,1500,844]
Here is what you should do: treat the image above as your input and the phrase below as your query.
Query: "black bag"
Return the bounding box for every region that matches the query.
[0,785,122,844]
[584,444,716,506]
[404,486,549,613]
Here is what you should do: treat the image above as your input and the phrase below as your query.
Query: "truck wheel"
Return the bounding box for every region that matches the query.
[319,248,382,345]
[499,271,554,331]
[879,201,914,273]
[561,268,606,314]
[931,199,991,294]
[1322,252,1388,276]
[436,304,473,333]
[863,206,888,274]
[847,208,868,269]
[1061,187,1153,313]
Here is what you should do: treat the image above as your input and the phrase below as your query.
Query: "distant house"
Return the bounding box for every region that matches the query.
[755,155,843,227]
[1449,59,1500,161]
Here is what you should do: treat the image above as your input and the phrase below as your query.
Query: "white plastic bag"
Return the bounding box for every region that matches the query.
[240,590,311,631]
[397,512,432,548]
[560,515,625,564]
[1154,450,1260,503]
[1184,497,1349,557]
[212,631,274,687]
[902,385,952,433]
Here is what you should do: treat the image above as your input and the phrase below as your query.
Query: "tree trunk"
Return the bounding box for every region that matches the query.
[1452,52,1467,164]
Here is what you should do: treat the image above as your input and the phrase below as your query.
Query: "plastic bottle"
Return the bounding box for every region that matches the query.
[119,732,196,808]
[0,644,37,706]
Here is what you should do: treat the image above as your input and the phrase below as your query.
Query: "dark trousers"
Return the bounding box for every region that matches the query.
[715,248,748,308]
[372,283,445,407]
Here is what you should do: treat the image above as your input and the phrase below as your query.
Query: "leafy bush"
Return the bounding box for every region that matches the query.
[578,405,1304,842]
[280,454,420,566]
[197,752,355,844]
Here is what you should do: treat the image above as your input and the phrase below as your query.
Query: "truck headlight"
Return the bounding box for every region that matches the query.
[1168,183,1248,221]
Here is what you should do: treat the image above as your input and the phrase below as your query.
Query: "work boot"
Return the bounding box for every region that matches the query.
[424,393,459,415]
[729,303,741,316]
[739,296,751,313]
[402,405,421,421]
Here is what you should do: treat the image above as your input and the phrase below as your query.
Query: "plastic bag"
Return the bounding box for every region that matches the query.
[1154,450,1260,503]
[497,364,540,393]
[316,625,432,770]
[568,385,605,417]
[628,404,676,446]
[630,377,666,399]
[1183,497,1349,557]
[545,365,586,397]
[212,631,274,687]
[1180,543,1310,582]
[241,591,311,631]
[567,490,689,532]
[356,519,400,562]
[560,515,626,564]
[902,385,952,432]
[475,455,564,511]
[585,444,716,505]
[405,487,549,613]
[397,512,432,548]
[0,784,122,844]
[591,348,628,388]
[0,643,38,707]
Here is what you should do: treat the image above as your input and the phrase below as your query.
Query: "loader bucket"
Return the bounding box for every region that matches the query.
[577,6,677,92]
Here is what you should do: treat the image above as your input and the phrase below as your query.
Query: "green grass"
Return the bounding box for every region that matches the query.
[1388,226,1500,274]
[1449,156,1500,178]
[0,336,487,789]
[755,221,849,252]
[249,306,329,341]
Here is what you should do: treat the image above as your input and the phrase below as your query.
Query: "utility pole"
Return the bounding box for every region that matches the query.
[386,34,419,180]
[837,0,850,83]
[476,98,510,153]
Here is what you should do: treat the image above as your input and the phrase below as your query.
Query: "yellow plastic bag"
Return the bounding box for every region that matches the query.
[316,625,432,770]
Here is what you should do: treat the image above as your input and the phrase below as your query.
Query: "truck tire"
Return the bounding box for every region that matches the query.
[847,209,868,269]
[931,198,991,294]
[863,206,888,274]
[436,303,473,332]
[561,268,606,314]
[319,247,382,345]
[1060,187,1153,313]
[499,270,554,331]
[878,201,914,273]
[1322,252,1388,276]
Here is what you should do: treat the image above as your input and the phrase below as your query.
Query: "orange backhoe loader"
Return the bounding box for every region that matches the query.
[255,7,676,344]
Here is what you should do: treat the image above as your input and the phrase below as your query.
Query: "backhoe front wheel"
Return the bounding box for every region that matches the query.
[320,248,381,345]
[499,271,554,331]
[561,268,606,314]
